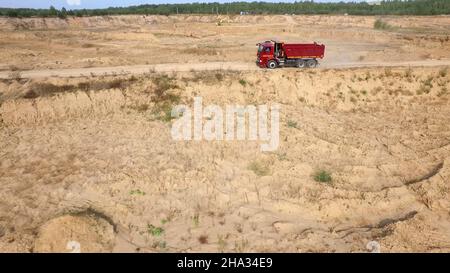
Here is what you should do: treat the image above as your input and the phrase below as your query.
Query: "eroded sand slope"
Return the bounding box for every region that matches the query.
[1,67,449,252]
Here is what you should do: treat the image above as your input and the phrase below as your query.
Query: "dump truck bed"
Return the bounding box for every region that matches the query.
[282,43,325,59]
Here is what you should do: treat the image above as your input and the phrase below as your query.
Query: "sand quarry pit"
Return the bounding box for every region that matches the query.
[0,15,450,253]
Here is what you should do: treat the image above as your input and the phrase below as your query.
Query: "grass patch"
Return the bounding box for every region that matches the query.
[287,120,298,128]
[423,76,434,88]
[25,83,74,98]
[148,74,182,122]
[248,160,271,176]
[22,76,138,100]
[134,104,149,113]
[130,189,146,195]
[217,235,227,252]
[239,79,247,87]
[374,19,393,30]
[215,72,224,82]
[151,74,179,102]
[313,170,332,183]
[152,102,178,122]
[404,68,413,79]
[384,68,393,77]
[439,67,448,78]
[147,224,164,236]
[417,76,434,95]
[192,213,200,227]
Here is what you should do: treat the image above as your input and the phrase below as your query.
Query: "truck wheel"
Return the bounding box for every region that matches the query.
[306,59,317,68]
[297,60,305,68]
[267,60,277,69]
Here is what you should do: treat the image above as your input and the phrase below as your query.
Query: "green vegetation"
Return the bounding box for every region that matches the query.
[384,68,393,77]
[422,76,434,89]
[151,74,179,102]
[248,160,271,176]
[149,74,181,122]
[374,19,393,30]
[313,170,332,183]
[147,224,164,236]
[192,213,200,227]
[1,1,449,17]
[217,234,227,252]
[287,120,298,128]
[153,102,177,122]
[20,76,137,100]
[416,84,431,95]
[215,72,224,82]
[404,68,413,78]
[130,189,146,195]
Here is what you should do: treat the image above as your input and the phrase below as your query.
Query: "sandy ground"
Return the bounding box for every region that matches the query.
[0,14,450,253]
[0,14,449,71]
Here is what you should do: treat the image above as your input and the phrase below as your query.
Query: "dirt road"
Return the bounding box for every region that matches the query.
[1,60,449,79]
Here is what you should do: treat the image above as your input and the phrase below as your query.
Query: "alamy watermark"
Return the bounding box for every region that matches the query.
[170,97,280,151]
[66,240,81,253]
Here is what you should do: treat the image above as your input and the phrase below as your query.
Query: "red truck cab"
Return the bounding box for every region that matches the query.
[257,41,276,68]
[257,40,325,69]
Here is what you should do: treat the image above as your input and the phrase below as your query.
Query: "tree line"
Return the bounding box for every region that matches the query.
[0,0,449,18]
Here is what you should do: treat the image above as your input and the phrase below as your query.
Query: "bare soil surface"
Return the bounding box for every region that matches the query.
[2,59,450,79]
[0,14,449,72]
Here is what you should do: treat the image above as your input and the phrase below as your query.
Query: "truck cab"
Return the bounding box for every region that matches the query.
[256,41,277,68]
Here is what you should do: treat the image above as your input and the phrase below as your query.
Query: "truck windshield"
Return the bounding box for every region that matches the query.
[258,45,263,53]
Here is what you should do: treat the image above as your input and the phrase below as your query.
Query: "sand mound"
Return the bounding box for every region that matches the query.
[34,213,115,253]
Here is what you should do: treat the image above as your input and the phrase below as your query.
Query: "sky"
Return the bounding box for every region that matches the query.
[0,0,366,10]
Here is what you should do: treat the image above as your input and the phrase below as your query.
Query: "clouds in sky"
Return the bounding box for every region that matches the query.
[66,0,81,6]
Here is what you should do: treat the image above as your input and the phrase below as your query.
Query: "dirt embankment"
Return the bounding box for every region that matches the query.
[1,67,450,252]
[1,14,449,31]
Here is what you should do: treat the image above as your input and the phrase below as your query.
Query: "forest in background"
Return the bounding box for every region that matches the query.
[0,0,449,18]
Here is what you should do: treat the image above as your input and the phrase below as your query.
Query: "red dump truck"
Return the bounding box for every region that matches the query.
[256,40,325,69]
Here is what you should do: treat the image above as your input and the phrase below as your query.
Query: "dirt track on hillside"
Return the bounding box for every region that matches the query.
[1,60,450,79]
